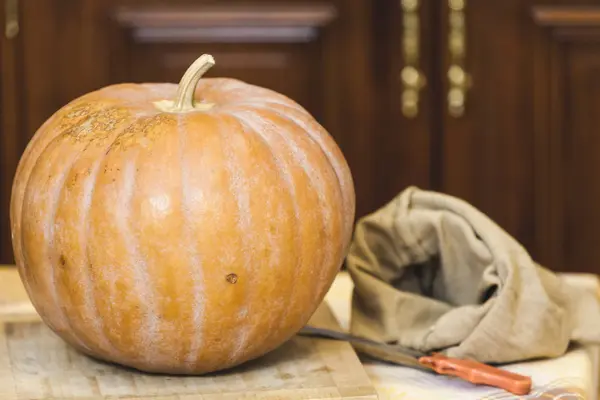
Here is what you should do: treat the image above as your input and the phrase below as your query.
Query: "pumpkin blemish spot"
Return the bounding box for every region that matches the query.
[59,255,66,267]
[226,273,238,284]
[279,372,294,380]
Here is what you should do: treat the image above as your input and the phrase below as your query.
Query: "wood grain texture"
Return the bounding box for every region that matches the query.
[531,3,600,273]
[371,0,440,210]
[533,6,600,26]
[0,0,22,267]
[113,3,338,43]
[429,0,600,274]
[0,266,378,400]
[436,0,538,261]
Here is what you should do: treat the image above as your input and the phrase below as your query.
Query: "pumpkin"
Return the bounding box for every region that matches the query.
[9,54,355,374]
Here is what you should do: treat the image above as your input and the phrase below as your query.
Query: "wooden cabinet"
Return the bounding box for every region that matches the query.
[3,0,600,275]
[444,0,600,275]
[377,0,600,274]
[530,4,600,273]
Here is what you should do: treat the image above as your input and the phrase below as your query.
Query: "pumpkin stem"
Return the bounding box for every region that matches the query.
[154,54,216,113]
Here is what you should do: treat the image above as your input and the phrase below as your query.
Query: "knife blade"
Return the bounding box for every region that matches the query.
[298,325,532,396]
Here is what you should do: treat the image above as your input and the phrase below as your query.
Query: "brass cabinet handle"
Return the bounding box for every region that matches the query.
[400,0,426,118]
[5,0,19,39]
[447,0,470,117]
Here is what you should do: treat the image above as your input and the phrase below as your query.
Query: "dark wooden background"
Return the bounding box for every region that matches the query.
[3,0,600,274]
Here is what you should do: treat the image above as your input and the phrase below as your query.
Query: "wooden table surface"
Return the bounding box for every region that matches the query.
[0,265,378,400]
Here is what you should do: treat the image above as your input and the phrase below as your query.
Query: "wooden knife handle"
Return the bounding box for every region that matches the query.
[418,353,532,395]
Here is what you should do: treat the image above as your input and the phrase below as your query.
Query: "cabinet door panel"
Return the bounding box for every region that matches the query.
[373,0,438,209]
[532,6,600,273]
[440,0,600,273]
[0,0,110,264]
[439,0,538,256]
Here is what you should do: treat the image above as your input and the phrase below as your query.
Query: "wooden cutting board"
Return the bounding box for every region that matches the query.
[0,266,378,400]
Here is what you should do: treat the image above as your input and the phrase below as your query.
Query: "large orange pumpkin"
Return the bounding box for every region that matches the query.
[10,54,355,374]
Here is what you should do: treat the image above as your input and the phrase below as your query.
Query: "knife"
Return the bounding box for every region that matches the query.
[298,325,532,396]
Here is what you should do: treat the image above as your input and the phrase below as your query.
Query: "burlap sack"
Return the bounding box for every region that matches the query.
[346,186,600,363]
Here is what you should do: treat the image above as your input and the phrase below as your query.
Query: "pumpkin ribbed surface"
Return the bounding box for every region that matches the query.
[10,61,355,374]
